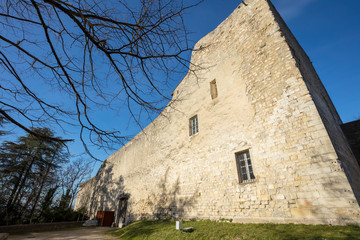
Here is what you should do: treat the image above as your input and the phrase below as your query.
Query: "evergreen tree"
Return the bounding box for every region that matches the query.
[0,128,68,225]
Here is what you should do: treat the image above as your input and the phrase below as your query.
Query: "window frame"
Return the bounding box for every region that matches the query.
[189,115,199,136]
[235,150,255,184]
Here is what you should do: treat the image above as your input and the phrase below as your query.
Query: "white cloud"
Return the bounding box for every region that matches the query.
[274,0,320,20]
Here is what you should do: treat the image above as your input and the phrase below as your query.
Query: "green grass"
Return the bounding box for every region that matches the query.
[107,220,360,240]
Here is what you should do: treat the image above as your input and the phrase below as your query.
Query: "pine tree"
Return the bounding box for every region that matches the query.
[0,128,68,225]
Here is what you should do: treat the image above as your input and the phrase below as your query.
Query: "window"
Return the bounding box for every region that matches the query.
[210,79,218,99]
[235,151,255,183]
[189,115,198,136]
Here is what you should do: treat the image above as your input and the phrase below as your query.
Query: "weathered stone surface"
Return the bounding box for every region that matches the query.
[75,0,360,226]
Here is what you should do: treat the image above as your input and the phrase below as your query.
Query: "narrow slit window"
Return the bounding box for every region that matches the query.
[210,79,218,99]
[189,115,198,136]
[235,150,255,183]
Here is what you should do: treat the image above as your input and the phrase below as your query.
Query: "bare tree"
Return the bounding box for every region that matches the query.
[0,116,8,136]
[58,158,91,210]
[0,0,201,156]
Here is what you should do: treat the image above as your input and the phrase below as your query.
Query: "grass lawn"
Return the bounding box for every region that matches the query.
[108,220,360,240]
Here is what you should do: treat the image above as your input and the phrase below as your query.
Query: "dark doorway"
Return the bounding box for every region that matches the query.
[117,197,129,226]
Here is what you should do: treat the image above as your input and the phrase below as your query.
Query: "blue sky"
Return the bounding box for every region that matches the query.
[76,0,360,172]
[1,0,359,173]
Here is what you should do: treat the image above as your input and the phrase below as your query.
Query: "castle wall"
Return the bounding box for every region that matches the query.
[266,0,360,204]
[75,0,360,225]
[74,177,94,212]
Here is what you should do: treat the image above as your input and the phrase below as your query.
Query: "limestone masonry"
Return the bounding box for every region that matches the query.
[75,0,360,226]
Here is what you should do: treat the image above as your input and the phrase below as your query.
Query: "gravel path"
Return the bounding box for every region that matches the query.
[7,227,118,240]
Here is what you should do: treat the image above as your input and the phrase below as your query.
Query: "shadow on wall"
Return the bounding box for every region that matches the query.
[77,157,360,225]
[87,162,132,225]
[79,164,199,225]
[142,168,199,220]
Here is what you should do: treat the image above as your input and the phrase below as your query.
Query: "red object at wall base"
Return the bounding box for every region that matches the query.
[96,211,114,226]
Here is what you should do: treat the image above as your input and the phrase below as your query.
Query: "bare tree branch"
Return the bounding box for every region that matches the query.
[0,0,203,158]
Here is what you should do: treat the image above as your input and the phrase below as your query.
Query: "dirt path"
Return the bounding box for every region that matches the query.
[7,227,118,240]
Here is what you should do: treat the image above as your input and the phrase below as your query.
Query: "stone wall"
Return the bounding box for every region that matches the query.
[265,0,360,205]
[75,0,360,226]
[74,177,95,212]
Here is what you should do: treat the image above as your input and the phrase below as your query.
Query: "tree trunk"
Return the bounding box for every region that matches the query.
[10,155,37,210]
[28,146,59,223]
[6,155,31,209]
[28,167,51,223]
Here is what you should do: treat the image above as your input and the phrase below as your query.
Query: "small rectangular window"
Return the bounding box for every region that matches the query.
[189,115,198,136]
[210,79,218,99]
[235,151,255,183]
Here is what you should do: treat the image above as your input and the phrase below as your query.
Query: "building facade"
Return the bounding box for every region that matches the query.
[75,0,360,226]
